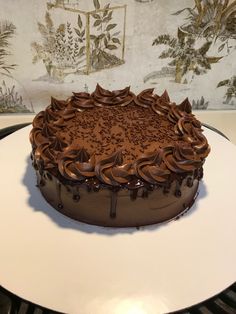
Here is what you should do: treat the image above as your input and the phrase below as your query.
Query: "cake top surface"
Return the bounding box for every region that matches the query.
[50,103,178,162]
[30,85,210,186]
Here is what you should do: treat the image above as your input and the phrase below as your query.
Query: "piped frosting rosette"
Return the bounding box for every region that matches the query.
[188,127,211,159]
[32,111,45,128]
[173,115,210,159]
[70,92,95,109]
[91,84,135,107]
[134,88,158,107]
[151,90,172,116]
[34,141,57,171]
[134,150,170,184]
[30,122,57,149]
[34,136,67,171]
[162,143,202,173]
[58,144,95,181]
[174,115,202,137]
[167,99,193,124]
[30,127,44,149]
[50,97,67,111]
[95,151,134,186]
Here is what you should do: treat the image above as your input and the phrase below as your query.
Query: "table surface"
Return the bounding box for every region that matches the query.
[0,125,236,314]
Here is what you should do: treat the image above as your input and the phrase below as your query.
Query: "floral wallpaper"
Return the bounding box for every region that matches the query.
[0,0,235,114]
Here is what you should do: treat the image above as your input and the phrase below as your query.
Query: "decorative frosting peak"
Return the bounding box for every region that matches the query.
[35,141,58,170]
[135,150,170,184]
[190,127,211,158]
[49,136,67,152]
[41,123,57,138]
[160,90,170,102]
[163,144,202,173]
[32,111,45,129]
[45,108,59,123]
[50,97,67,111]
[70,92,94,109]
[134,88,158,107]
[60,103,76,120]
[91,84,134,107]
[152,91,171,116]
[174,116,201,137]
[95,150,133,185]
[177,98,192,114]
[58,144,95,181]
[76,147,90,162]
[167,104,185,124]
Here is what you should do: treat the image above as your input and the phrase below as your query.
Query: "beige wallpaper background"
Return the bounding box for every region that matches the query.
[0,0,235,123]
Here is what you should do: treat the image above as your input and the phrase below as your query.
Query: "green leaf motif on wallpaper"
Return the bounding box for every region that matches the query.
[88,0,123,71]
[172,0,236,53]
[77,14,83,29]
[32,0,125,80]
[192,96,209,110]
[0,20,33,114]
[31,11,86,81]
[93,0,100,10]
[0,80,33,113]
[0,21,17,75]
[152,28,222,84]
[106,23,117,31]
[217,76,236,105]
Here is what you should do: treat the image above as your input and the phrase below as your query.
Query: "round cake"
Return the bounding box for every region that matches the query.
[30,85,210,227]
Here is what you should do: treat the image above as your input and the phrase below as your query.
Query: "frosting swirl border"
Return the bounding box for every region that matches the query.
[30,85,210,187]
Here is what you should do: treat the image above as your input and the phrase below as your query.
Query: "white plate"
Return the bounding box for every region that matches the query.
[0,126,236,314]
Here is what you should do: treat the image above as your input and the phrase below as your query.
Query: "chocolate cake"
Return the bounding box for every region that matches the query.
[30,85,210,227]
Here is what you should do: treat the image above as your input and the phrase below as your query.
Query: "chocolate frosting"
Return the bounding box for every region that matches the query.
[160,90,170,102]
[134,88,158,107]
[152,90,172,116]
[50,97,67,111]
[60,103,77,120]
[163,144,202,173]
[45,108,59,123]
[41,123,57,138]
[167,104,185,123]
[177,98,192,114]
[35,141,58,170]
[70,92,94,109]
[49,135,67,152]
[58,144,95,181]
[32,111,45,128]
[135,150,170,184]
[91,84,135,107]
[95,151,134,185]
[30,85,210,187]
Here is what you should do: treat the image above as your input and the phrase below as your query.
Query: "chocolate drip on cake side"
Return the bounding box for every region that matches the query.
[56,179,63,210]
[73,186,80,202]
[110,190,118,218]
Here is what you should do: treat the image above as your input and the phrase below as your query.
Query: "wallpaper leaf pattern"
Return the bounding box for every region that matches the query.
[0,21,33,113]
[147,0,236,109]
[152,29,222,84]
[0,21,16,75]
[31,0,125,82]
[0,0,235,113]
[172,0,236,53]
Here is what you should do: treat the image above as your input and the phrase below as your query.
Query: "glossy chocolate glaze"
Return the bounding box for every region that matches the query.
[30,85,210,227]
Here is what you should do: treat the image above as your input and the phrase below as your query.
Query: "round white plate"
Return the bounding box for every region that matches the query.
[0,126,236,314]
